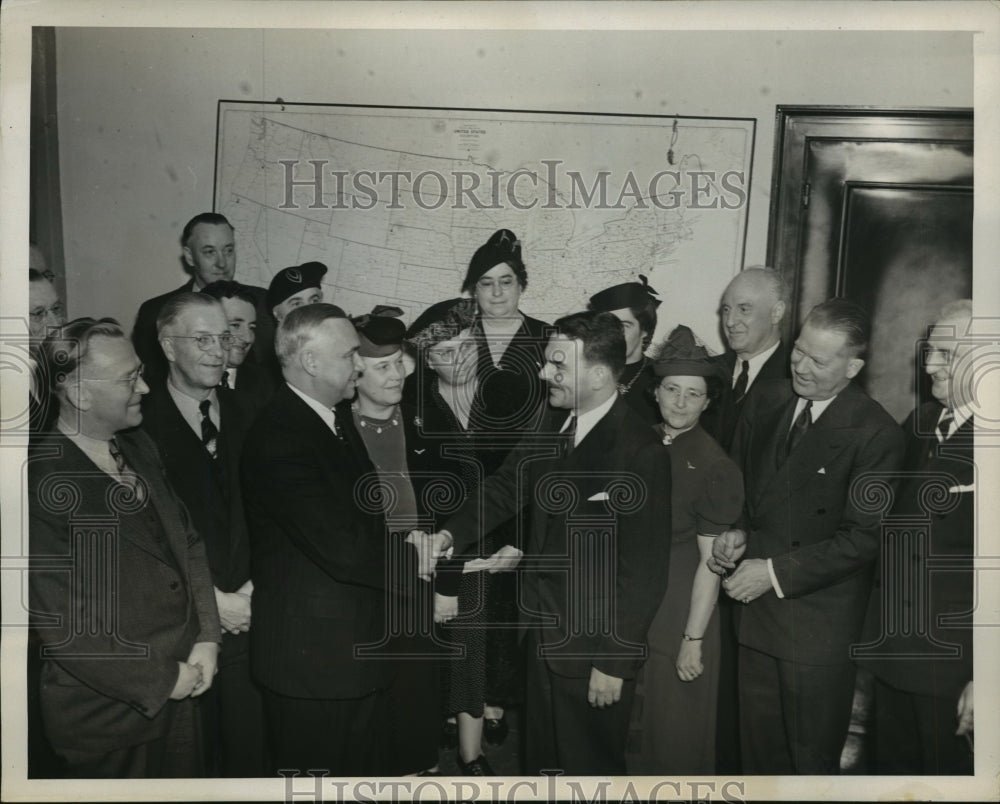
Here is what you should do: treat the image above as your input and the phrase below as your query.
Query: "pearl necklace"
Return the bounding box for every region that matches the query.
[353,404,400,435]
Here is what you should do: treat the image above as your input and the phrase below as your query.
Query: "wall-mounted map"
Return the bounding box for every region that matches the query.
[215,102,754,349]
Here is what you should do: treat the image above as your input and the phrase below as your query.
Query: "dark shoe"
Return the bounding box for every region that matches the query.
[457,754,495,776]
[440,719,458,749]
[483,714,509,746]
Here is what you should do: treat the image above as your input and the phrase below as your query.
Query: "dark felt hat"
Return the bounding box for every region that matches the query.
[406,298,477,350]
[588,274,661,312]
[352,305,406,357]
[462,229,525,292]
[652,325,721,378]
[266,261,327,312]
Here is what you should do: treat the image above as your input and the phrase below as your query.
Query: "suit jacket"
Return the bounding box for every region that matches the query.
[857,403,974,700]
[731,380,904,665]
[229,358,276,423]
[444,396,672,680]
[241,384,415,699]
[703,342,789,452]
[28,428,220,753]
[132,280,274,388]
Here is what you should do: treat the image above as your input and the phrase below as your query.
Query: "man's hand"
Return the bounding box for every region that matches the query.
[707,528,747,575]
[463,544,524,574]
[406,530,454,581]
[587,666,624,709]
[676,639,704,682]
[186,641,219,697]
[434,593,458,624]
[215,587,252,635]
[956,680,974,737]
[170,662,202,700]
[721,558,773,603]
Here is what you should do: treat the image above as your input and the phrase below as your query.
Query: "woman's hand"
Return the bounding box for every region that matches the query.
[434,593,458,624]
[676,639,704,682]
[487,544,523,573]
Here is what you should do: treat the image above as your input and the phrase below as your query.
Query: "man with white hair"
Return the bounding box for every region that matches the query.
[241,303,448,775]
[857,298,975,774]
[140,292,267,776]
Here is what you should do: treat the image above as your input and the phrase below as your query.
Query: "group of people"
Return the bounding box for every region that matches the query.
[25,213,975,779]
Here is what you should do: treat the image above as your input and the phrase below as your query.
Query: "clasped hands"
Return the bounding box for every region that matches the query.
[215,582,253,636]
[405,529,454,581]
[707,529,772,604]
[170,641,218,700]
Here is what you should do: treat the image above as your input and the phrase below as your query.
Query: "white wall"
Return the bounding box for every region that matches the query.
[56,27,972,341]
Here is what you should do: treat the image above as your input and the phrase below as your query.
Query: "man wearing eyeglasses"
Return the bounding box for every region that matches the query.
[141,292,267,776]
[27,263,66,432]
[28,318,220,777]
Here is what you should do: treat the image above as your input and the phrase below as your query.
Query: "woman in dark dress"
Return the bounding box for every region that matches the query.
[407,229,548,774]
[626,325,744,775]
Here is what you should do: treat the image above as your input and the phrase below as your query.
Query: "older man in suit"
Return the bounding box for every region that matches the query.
[132,212,273,386]
[703,265,792,772]
[703,266,791,453]
[856,299,975,774]
[710,298,904,774]
[437,310,672,775]
[140,292,267,776]
[29,318,220,777]
[241,303,447,775]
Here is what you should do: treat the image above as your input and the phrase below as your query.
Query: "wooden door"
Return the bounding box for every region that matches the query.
[768,107,973,422]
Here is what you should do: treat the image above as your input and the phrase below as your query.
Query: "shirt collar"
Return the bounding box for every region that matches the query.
[791,392,837,425]
[167,379,218,436]
[735,340,781,388]
[570,391,618,446]
[57,420,117,475]
[942,403,973,434]
[287,382,338,434]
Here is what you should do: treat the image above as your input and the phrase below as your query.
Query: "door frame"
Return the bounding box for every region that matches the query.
[765,105,973,342]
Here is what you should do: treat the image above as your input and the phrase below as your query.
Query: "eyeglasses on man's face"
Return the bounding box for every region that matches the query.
[81,365,146,391]
[168,333,235,351]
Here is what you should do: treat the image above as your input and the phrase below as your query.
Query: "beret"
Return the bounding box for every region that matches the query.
[267,261,328,311]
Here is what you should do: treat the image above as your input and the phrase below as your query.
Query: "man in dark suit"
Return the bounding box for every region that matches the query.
[140,292,267,776]
[856,299,975,774]
[29,318,220,777]
[131,212,273,387]
[201,280,276,418]
[437,310,672,775]
[709,298,904,774]
[702,265,791,773]
[241,303,447,775]
[703,266,791,452]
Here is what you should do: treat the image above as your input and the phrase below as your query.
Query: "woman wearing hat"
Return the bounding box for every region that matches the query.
[461,229,549,437]
[626,325,745,775]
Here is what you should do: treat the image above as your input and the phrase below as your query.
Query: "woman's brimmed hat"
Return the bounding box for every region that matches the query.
[652,324,723,378]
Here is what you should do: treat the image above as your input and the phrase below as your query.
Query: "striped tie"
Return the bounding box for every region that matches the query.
[200,399,219,458]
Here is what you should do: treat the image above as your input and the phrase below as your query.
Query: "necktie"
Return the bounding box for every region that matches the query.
[935,409,954,443]
[220,370,231,389]
[331,411,343,440]
[784,399,812,458]
[199,399,219,458]
[109,437,145,502]
[561,413,577,457]
[108,436,128,474]
[733,359,750,405]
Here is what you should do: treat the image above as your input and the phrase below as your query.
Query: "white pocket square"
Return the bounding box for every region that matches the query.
[948,483,974,494]
[413,449,426,455]
[587,491,610,502]
[817,467,826,474]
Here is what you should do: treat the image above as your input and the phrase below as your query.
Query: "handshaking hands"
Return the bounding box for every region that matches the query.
[405,529,454,581]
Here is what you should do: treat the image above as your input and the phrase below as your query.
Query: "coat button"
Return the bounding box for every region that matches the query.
[170,581,179,591]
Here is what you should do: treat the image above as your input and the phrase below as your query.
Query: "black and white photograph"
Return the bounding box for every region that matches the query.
[1,1,998,801]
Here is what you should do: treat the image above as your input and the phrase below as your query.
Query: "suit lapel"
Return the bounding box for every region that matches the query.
[748,393,797,511]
